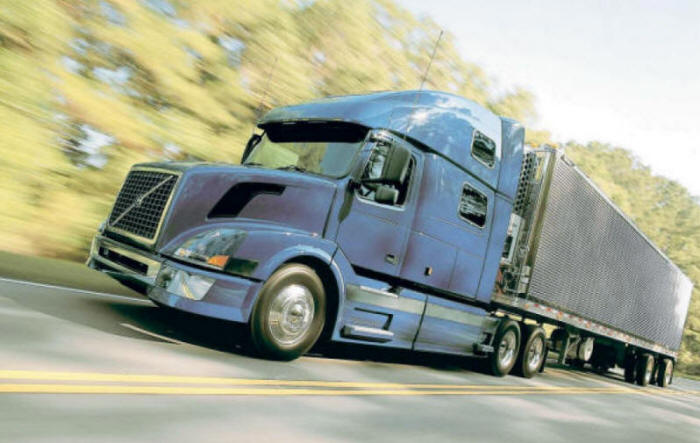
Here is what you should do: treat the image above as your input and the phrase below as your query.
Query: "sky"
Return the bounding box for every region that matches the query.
[398,0,700,196]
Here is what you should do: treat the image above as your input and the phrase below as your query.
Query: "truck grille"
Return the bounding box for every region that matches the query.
[107,169,178,242]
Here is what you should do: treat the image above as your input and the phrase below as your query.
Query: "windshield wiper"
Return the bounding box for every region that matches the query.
[276,165,308,173]
[243,162,264,167]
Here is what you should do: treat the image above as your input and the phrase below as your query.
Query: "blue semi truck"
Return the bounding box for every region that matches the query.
[88,91,692,385]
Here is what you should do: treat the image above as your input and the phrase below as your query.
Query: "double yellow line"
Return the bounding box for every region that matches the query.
[0,370,695,397]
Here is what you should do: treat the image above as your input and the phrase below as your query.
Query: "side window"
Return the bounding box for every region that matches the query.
[471,130,496,168]
[459,183,487,227]
[358,143,414,206]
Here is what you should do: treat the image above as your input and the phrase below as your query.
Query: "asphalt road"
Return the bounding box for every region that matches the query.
[0,252,698,442]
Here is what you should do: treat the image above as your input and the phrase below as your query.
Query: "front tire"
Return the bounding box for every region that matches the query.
[249,264,326,361]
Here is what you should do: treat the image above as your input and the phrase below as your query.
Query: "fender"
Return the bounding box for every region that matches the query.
[159,222,356,328]
[160,221,337,282]
[239,230,336,280]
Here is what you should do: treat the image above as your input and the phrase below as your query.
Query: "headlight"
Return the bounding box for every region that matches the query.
[171,229,258,276]
[174,229,247,269]
[156,265,215,301]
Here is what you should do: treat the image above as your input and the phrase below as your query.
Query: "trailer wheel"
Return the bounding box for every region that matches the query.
[249,264,326,361]
[623,354,637,383]
[635,353,655,386]
[657,358,673,388]
[489,319,521,377]
[514,325,546,378]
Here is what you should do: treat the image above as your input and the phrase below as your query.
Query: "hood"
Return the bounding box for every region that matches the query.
[147,162,337,251]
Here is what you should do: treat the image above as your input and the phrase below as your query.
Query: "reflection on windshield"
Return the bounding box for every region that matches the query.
[244,135,364,178]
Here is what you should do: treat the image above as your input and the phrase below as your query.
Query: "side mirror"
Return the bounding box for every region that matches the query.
[241,133,262,163]
[374,185,399,205]
[380,143,411,185]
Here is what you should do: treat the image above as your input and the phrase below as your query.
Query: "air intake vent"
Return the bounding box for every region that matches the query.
[209,182,285,218]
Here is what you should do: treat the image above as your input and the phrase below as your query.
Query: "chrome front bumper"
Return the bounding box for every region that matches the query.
[87,235,162,292]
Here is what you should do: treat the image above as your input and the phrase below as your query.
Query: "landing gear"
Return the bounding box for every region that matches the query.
[488,319,521,377]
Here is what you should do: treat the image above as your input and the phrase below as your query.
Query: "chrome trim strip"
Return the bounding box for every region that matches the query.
[105,167,183,246]
[424,303,490,328]
[358,285,398,299]
[346,284,491,328]
[346,284,424,315]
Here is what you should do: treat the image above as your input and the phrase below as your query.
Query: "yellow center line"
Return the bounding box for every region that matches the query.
[0,384,673,396]
[0,371,696,396]
[0,370,611,390]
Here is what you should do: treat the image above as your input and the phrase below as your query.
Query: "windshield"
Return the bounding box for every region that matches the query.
[244,122,367,178]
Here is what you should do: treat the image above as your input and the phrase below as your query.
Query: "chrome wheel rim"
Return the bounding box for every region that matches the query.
[498,330,517,369]
[267,284,315,346]
[526,336,544,372]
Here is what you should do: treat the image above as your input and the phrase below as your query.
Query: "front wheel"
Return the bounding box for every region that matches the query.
[249,264,326,361]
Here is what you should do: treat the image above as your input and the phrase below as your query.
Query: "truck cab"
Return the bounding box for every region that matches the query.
[88,90,529,371]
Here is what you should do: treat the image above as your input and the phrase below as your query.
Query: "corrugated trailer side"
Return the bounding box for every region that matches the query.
[494,150,693,358]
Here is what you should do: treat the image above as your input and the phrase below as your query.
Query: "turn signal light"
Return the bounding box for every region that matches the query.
[206,255,230,268]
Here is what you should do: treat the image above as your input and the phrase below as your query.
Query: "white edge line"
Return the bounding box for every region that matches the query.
[120,323,185,344]
[0,276,153,304]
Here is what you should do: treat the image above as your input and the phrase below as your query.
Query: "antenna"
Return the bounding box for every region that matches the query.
[252,56,278,134]
[386,29,443,138]
[403,29,443,140]
[417,29,443,93]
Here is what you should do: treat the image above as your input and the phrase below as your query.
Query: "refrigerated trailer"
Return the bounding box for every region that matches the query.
[87,91,693,386]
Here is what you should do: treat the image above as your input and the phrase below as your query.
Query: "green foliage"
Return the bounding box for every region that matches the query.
[0,0,697,372]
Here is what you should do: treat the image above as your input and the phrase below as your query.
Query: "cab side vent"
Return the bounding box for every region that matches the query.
[209,183,285,218]
[513,152,537,216]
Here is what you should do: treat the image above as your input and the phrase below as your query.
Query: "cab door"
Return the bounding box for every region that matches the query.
[335,138,421,277]
[400,155,494,298]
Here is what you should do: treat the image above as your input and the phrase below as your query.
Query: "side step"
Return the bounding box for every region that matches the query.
[341,325,394,343]
[473,343,495,355]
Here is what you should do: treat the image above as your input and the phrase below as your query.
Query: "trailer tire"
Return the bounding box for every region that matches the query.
[635,353,655,386]
[489,319,521,377]
[624,354,637,383]
[657,358,673,388]
[249,264,326,361]
[514,325,546,378]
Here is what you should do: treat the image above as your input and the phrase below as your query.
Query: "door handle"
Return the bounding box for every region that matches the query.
[385,254,398,265]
